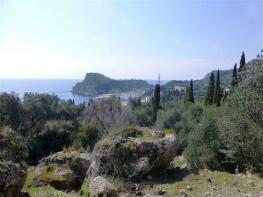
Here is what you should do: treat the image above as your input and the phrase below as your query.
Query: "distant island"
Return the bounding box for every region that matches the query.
[72,73,153,97]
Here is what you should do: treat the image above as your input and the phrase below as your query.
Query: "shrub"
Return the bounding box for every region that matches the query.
[73,123,99,150]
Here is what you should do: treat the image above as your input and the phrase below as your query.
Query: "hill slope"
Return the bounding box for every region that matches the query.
[72,73,152,97]
[161,69,233,98]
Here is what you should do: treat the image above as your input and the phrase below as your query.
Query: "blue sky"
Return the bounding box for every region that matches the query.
[0,0,262,80]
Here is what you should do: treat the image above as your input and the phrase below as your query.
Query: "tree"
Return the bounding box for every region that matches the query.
[214,70,221,107]
[152,84,161,122]
[205,73,215,105]
[231,64,238,87]
[239,52,246,72]
[0,93,22,130]
[188,80,195,103]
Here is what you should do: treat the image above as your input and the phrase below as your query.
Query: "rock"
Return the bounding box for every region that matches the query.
[32,151,91,191]
[89,176,117,197]
[212,186,216,190]
[207,178,212,183]
[87,128,178,179]
[0,127,28,197]
[0,161,27,197]
[186,185,192,191]
[204,192,212,197]
[157,189,166,195]
[147,175,153,180]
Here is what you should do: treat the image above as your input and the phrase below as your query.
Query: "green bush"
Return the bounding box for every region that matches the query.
[73,123,99,150]
[184,108,221,170]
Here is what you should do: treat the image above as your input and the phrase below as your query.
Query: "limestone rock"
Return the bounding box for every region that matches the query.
[0,127,28,197]
[0,161,27,197]
[87,128,178,180]
[89,176,117,197]
[32,151,91,191]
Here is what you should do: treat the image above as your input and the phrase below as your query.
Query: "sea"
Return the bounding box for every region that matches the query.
[0,79,169,105]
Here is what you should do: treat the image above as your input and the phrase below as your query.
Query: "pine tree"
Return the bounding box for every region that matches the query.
[231,63,238,87]
[205,72,215,105]
[152,84,160,122]
[214,70,221,107]
[239,52,246,72]
[188,80,194,103]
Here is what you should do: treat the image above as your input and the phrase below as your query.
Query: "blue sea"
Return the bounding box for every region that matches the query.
[0,79,169,105]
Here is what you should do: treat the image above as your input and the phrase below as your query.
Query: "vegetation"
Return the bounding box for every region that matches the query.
[188,80,194,103]
[152,84,161,122]
[0,51,262,196]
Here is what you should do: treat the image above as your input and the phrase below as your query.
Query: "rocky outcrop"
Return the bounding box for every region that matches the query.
[89,176,117,197]
[0,161,27,197]
[31,151,91,191]
[0,127,28,197]
[87,128,178,180]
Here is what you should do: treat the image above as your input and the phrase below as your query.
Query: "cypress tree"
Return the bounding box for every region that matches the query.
[188,80,194,103]
[152,84,160,122]
[231,63,238,87]
[184,86,189,103]
[239,52,246,72]
[205,72,215,105]
[214,70,221,107]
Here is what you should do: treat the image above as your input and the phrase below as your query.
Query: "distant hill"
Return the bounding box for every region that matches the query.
[144,69,233,99]
[72,73,153,97]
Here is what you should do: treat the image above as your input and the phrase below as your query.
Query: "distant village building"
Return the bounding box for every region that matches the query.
[174,86,186,92]
[225,88,230,92]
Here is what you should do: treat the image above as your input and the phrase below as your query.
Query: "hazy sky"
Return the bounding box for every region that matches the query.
[0,0,262,80]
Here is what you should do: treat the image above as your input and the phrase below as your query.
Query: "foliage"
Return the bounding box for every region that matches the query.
[161,128,176,136]
[217,59,263,171]
[205,73,215,106]
[239,51,246,72]
[0,127,28,162]
[231,63,238,87]
[188,80,194,103]
[0,93,22,130]
[110,126,142,138]
[83,96,134,134]
[152,84,161,122]
[132,105,153,127]
[73,123,99,150]
[213,70,221,107]
[28,120,75,163]
[128,96,141,109]
[156,108,181,131]
[184,108,221,170]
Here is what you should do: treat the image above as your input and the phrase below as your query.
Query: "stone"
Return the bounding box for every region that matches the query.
[205,192,212,197]
[157,189,166,195]
[89,176,117,197]
[186,185,192,191]
[87,128,178,180]
[0,161,27,197]
[32,151,91,191]
[0,128,28,197]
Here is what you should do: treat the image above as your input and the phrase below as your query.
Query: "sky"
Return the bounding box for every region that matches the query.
[0,0,262,80]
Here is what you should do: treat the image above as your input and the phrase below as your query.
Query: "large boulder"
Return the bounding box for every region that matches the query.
[0,127,28,197]
[31,150,91,191]
[89,176,117,197]
[87,127,178,180]
[0,161,27,197]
